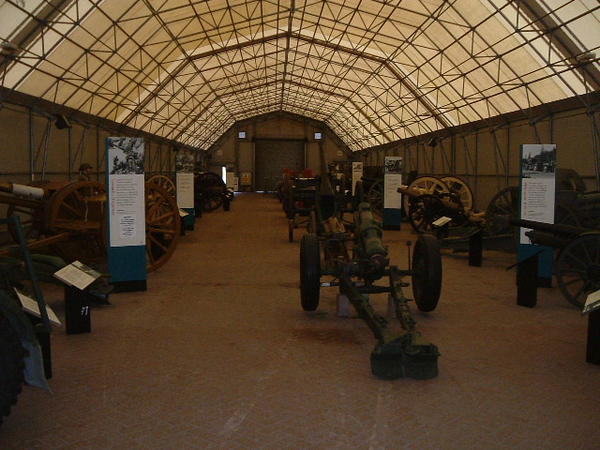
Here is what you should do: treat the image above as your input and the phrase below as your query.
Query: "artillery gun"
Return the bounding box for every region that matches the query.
[511,218,600,309]
[1,179,180,271]
[299,170,442,379]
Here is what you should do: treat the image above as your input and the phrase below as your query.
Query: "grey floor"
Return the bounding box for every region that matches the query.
[1,193,599,449]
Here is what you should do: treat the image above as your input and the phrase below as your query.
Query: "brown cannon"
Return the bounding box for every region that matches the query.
[1,179,180,271]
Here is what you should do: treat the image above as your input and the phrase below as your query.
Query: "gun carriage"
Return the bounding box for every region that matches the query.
[299,174,442,379]
[193,172,233,213]
[511,218,600,309]
[1,179,180,271]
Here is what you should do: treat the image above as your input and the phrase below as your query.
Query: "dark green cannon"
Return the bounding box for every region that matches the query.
[299,196,442,380]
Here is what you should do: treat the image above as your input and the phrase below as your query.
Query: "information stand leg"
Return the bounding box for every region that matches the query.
[34,324,52,379]
[468,230,483,267]
[587,310,600,365]
[517,254,538,308]
[64,286,91,334]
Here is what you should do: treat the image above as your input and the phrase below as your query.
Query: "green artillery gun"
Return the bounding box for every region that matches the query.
[299,178,442,379]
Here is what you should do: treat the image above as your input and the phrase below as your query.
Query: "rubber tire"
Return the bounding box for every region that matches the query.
[300,234,321,311]
[412,234,442,312]
[0,312,26,427]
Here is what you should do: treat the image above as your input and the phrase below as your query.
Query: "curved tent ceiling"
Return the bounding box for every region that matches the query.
[1,0,599,151]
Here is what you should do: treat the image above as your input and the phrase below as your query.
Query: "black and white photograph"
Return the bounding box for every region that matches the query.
[521,144,556,178]
[384,156,403,174]
[175,149,195,173]
[107,137,145,175]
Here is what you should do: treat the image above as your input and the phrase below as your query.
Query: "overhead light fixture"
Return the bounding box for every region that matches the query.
[54,113,72,129]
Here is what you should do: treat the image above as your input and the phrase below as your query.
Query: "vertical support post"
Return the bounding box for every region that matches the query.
[517,253,538,308]
[67,126,72,180]
[468,229,483,267]
[29,108,34,182]
[95,125,100,182]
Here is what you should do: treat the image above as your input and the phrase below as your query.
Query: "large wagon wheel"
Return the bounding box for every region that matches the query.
[485,186,519,236]
[45,181,107,262]
[555,233,600,309]
[440,176,473,212]
[402,176,449,217]
[147,174,176,198]
[145,182,180,271]
[366,180,384,218]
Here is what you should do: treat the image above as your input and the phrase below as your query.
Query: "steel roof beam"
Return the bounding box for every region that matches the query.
[514,0,600,91]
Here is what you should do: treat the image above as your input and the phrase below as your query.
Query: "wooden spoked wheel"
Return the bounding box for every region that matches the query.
[440,176,473,212]
[45,181,107,262]
[556,233,600,309]
[402,176,449,217]
[145,182,180,272]
[147,174,176,198]
[484,186,519,236]
[366,180,384,218]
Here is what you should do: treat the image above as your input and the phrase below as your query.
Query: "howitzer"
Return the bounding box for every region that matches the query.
[300,200,442,379]
[510,217,600,309]
[0,179,180,271]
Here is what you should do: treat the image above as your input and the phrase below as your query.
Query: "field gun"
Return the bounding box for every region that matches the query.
[511,218,600,309]
[0,179,179,271]
[300,177,442,379]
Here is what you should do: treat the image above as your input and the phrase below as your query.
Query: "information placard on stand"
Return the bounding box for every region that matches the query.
[106,137,147,292]
[176,149,196,230]
[383,156,403,230]
[517,144,557,287]
[352,162,363,195]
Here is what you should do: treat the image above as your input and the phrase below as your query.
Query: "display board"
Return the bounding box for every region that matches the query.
[518,144,557,284]
[352,162,363,195]
[383,156,403,230]
[176,149,195,230]
[106,137,147,291]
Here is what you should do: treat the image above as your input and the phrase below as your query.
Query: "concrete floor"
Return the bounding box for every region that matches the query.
[1,192,599,449]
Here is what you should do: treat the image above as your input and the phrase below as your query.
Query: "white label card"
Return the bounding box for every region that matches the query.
[53,260,100,290]
[15,289,61,326]
[176,172,194,209]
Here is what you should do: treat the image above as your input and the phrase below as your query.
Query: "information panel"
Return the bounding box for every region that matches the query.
[106,137,147,290]
[518,144,557,283]
[352,162,363,195]
[176,149,196,229]
[383,156,403,230]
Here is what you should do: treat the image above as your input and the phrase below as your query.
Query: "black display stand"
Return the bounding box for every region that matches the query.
[468,230,483,267]
[64,285,91,334]
[112,279,147,293]
[517,253,538,308]
[587,310,600,365]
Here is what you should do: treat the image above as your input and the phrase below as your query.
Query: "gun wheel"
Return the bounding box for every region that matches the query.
[0,311,26,427]
[402,176,449,217]
[440,176,473,212]
[145,182,181,271]
[300,233,321,311]
[146,174,176,198]
[412,233,442,312]
[366,180,384,218]
[556,233,600,309]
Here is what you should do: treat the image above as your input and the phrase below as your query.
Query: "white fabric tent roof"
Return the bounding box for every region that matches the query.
[1,0,599,151]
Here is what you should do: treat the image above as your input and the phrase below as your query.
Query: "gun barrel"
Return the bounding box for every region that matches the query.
[356,202,387,261]
[510,218,593,237]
